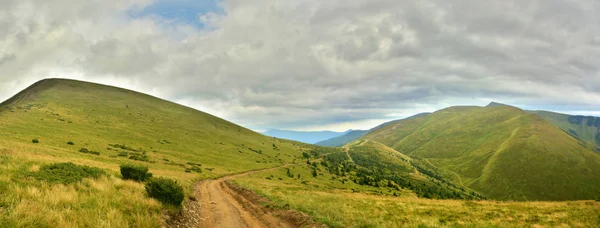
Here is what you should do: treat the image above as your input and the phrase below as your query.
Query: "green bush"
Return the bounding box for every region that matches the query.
[79,148,100,155]
[189,166,202,173]
[129,154,150,162]
[67,141,75,145]
[32,139,39,143]
[32,162,105,184]
[120,164,152,181]
[117,152,129,157]
[145,177,184,206]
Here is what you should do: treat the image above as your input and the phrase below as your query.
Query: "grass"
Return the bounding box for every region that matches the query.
[1,78,598,226]
[233,165,600,227]
[0,78,309,226]
[532,110,600,148]
[364,105,600,200]
[316,130,368,147]
[0,151,162,227]
[32,162,105,184]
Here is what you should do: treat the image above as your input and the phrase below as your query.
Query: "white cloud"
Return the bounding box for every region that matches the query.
[1,0,600,130]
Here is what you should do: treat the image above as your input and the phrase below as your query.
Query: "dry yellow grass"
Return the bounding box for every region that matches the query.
[0,153,162,227]
[234,166,600,228]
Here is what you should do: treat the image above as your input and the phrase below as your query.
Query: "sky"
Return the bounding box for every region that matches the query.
[1,0,600,132]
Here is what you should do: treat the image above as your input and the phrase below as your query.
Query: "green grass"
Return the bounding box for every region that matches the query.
[532,110,600,148]
[233,164,600,227]
[0,78,309,226]
[1,78,598,226]
[316,130,368,147]
[364,105,600,200]
[0,152,162,227]
[32,162,106,184]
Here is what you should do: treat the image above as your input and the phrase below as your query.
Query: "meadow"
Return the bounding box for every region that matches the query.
[234,164,600,228]
[1,79,599,227]
[0,79,308,226]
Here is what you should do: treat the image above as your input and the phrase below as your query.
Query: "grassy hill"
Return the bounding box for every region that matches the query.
[234,139,599,227]
[532,110,600,150]
[1,79,598,227]
[262,129,348,144]
[341,140,482,199]
[363,104,600,200]
[315,130,368,147]
[0,78,309,226]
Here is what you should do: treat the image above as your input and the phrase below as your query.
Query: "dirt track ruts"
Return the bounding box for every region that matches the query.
[168,165,299,228]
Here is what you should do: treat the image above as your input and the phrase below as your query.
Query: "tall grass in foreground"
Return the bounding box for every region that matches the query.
[234,166,600,228]
[0,153,162,227]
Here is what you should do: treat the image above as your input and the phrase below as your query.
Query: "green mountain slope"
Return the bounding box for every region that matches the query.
[363,104,600,200]
[316,140,483,199]
[262,129,347,144]
[0,78,308,226]
[0,79,307,175]
[532,110,600,150]
[315,130,368,147]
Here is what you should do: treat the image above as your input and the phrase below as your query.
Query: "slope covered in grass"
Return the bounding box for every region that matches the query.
[315,130,368,147]
[532,110,600,149]
[341,140,482,199]
[0,78,308,226]
[234,164,600,228]
[364,104,600,200]
[262,129,347,144]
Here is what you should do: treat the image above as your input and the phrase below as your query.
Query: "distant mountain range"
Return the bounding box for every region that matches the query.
[3,78,600,227]
[261,129,351,144]
[315,130,369,146]
[531,110,600,149]
[360,102,600,200]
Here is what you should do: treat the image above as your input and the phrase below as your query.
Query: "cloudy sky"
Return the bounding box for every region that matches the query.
[1,0,600,131]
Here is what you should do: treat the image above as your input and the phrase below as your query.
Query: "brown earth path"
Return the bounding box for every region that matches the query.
[168,164,314,228]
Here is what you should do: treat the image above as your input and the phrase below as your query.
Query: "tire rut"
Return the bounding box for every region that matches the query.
[167,164,312,228]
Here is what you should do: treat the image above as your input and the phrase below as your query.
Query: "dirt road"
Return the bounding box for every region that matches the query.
[168,165,312,228]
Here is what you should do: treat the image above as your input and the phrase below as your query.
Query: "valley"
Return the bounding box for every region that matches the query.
[0,79,598,227]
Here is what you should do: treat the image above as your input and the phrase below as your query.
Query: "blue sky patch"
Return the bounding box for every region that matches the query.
[129,0,223,27]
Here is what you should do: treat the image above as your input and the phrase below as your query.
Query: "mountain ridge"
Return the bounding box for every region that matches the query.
[262,129,351,144]
[360,104,600,200]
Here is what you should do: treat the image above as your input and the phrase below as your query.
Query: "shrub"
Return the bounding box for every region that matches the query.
[67,141,75,145]
[145,177,184,206]
[79,148,100,155]
[117,152,129,157]
[32,162,105,184]
[129,154,150,162]
[32,139,39,143]
[186,162,201,167]
[189,166,202,173]
[120,164,152,181]
[109,144,137,152]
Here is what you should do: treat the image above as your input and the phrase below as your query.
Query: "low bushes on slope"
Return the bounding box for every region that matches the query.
[120,164,153,181]
[32,162,105,184]
[145,177,184,206]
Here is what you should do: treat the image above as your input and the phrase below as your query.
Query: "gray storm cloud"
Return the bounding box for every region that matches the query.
[0,0,599,131]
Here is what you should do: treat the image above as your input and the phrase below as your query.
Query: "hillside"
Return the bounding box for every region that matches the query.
[315,130,368,147]
[1,79,598,227]
[0,78,308,226]
[532,110,600,149]
[262,129,348,144]
[340,140,482,199]
[363,104,600,200]
[233,139,599,227]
